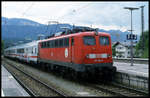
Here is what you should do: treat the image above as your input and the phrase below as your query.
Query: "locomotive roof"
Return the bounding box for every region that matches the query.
[5,32,110,51]
[40,31,110,42]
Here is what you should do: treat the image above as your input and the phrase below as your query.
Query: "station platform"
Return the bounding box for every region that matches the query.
[113,62,148,78]
[1,65,30,97]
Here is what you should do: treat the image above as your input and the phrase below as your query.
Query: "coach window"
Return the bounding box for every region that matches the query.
[47,41,49,48]
[51,40,54,48]
[17,49,19,53]
[55,40,58,48]
[32,47,33,53]
[67,38,69,46]
[49,41,51,48]
[42,42,44,48]
[58,39,60,47]
[59,39,63,47]
[71,38,74,46]
[51,40,53,48]
[83,36,96,45]
[63,38,65,47]
[20,49,24,53]
[45,42,47,48]
[57,39,59,47]
[54,40,56,47]
[44,42,46,48]
[34,48,36,54]
[41,42,43,48]
[48,41,50,48]
[64,38,69,47]
[99,36,109,45]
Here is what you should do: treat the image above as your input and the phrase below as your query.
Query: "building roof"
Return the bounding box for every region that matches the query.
[113,41,136,48]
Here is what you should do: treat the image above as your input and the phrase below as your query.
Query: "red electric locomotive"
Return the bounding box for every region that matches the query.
[38,27,116,79]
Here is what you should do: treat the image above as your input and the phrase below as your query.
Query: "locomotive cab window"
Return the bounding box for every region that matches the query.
[99,36,109,45]
[83,36,96,45]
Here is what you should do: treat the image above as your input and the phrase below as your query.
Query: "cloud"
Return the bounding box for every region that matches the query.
[2,1,149,35]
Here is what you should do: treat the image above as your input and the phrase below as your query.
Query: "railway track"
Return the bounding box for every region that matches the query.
[3,60,67,97]
[83,82,148,97]
[2,58,148,97]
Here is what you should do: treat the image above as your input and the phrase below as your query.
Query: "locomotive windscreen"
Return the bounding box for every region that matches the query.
[83,36,96,45]
[99,36,109,45]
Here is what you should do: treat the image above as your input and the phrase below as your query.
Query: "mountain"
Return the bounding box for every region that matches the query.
[99,29,140,42]
[2,17,139,48]
[2,17,43,26]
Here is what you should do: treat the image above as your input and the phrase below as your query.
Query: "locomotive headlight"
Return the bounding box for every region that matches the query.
[100,53,107,58]
[86,54,111,59]
[88,54,96,59]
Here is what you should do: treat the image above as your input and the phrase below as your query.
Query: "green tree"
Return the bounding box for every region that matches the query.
[135,31,149,58]
[112,44,116,57]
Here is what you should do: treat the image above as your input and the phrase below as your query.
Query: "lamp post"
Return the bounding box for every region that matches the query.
[140,5,145,51]
[124,7,139,66]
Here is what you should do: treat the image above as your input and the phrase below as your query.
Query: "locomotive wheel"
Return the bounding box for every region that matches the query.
[70,70,78,80]
[41,63,46,70]
[103,70,113,82]
[47,64,51,71]
[45,64,49,71]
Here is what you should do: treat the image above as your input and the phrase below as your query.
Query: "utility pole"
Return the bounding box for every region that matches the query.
[38,34,44,40]
[140,5,145,51]
[47,21,59,36]
[124,7,139,66]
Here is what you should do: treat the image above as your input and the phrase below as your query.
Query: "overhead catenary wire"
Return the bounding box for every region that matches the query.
[58,3,91,23]
[4,2,92,42]
[29,3,92,38]
[21,2,35,18]
[47,3,92,35]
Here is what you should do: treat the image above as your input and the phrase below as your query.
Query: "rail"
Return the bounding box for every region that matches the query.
[113,58,148,64]
[3,60,67,97]
[83,82,147,97]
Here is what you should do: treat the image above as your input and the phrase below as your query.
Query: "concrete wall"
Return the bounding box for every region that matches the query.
[114,72,148,93]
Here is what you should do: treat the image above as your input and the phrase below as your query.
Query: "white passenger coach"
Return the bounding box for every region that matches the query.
[4,40,40,63]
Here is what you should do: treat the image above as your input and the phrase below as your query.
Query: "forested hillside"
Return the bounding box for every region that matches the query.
[2,17,139,48]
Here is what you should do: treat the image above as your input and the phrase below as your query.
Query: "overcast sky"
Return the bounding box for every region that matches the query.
[2,1,149,35]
